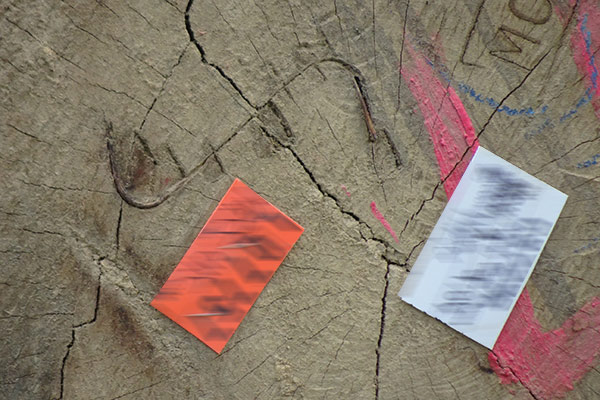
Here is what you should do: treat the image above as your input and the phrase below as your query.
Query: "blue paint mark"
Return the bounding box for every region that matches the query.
[574,236,600,253]
[558,88,594,122]
[425,58,548,117]
[556,14,598,124]
[524,118,554,139]
[582,14,599,89]
[576,153,600,169]
[424,15,599,140]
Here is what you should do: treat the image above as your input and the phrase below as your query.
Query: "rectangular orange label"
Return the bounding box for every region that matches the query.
[151,178,304,353]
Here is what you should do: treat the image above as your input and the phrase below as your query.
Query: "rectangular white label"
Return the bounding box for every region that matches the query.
[399,146,567,349]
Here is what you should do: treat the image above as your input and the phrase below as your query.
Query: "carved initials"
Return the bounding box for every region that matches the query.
[489,25,540,69]
[509,0,552,25]
[461,0,554,70]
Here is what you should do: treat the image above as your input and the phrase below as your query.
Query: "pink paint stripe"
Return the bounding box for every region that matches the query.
[341,184,351,197]
[557,1,600,119]
[401,43,478,198]
[490,291,600,399]
[571,3,600,118]
[370,201,399,243]
[403,36,600,398]
[489,6,600,397]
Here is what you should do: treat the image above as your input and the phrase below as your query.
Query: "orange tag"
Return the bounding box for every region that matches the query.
[151,179,304,353]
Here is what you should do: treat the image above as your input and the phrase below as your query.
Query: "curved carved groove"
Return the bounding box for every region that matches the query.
[322,59,402,165]
[105,120,221,209]
[292,57,403,166]
[105,57,402,209]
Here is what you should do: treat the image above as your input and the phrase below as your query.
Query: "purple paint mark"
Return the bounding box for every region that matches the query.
[370,201,399,243]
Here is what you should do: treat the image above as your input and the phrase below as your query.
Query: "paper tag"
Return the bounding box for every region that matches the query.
[151,179,304,353]
[399,147,567,349]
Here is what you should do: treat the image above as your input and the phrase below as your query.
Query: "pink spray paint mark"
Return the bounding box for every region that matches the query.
[555,1,600,119]
[403,38,600,398]
[370,201,399,243]
[489,291,600,399]
[571,4,600,118]
[400,43,479,199]
[341,184,351,197]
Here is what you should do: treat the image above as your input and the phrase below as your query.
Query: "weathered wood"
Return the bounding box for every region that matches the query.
[1,0,599,399]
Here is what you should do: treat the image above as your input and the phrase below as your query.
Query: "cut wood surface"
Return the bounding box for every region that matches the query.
[1,0,599,399]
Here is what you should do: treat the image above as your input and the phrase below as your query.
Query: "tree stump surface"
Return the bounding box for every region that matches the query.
[2,0,599,399]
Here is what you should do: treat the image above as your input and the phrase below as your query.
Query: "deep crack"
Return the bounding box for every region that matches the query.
[57,261,103,399]
[374,260,391,400]
[259,113,399,399]
[257,124,393,250]
[257,95,405,253]
[399,181,441,239]
[400,49,550,240]
[534,135,600,174]
[115,202,123,252]
[185,0,255,109]
[58,330,75,400]
[404,238,425,265]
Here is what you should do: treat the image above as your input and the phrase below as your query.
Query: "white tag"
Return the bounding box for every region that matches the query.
[399,147,568,349]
